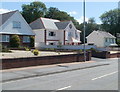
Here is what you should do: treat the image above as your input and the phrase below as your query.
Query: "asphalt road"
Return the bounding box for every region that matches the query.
[2,58,119,90]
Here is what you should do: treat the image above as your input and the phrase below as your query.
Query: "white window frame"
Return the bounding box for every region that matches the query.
[23,36,30,43]
[49,31,56,36]
[0,35,10,42]
[13,21,21,29]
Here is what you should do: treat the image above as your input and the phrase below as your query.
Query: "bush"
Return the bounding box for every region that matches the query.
[25,47,30,51]
[33,49,39,56]
[117,39,120,46]
[30,36,35,47]
[10,35,20,48]
[77,49,83,54]
[90,48,96,51]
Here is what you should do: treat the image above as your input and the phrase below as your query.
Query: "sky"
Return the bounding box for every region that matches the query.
[0,1,119,24]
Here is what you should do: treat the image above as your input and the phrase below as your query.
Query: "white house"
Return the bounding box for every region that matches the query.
[86,30,117,47]
[0,10,35,47]
[29,17,81,47]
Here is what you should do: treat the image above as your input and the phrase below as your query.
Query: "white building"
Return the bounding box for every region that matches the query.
[86,30,117,47]
[30,17,81,48]
[0,10,35,47]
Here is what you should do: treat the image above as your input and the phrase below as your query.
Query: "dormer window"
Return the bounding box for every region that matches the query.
[13,21,21,29]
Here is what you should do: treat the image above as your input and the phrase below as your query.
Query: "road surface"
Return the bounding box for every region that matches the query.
[2,58,119,90]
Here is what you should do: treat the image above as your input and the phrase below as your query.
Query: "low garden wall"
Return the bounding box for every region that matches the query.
[91,51,120,59]
[1,51,91,69]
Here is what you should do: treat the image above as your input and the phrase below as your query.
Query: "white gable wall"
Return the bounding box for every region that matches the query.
[33,29,45,47]
[86,31,104,47]
[65,21,80,42]
[0,11,35,35]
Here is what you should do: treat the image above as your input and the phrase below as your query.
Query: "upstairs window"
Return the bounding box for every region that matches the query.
[13,21,21,29]
[69,24,72,29]
[0,35,10,42]
[49,31,56,36]
[23,36,30,43]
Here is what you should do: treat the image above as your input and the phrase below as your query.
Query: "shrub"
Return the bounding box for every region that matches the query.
[57,41,62,49]
[10,35,20,48]
[117,39,120,46]
[25,47,30,51]
[90,48,96,51]
[77,49,83,54]
[33,49,39,56]
[30,36,35,47]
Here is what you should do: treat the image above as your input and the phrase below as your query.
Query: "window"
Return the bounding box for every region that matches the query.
[0,35,10,42]
[13,21,21,28]
[49,43,54,45]
[105,38,107,42]
[75,30,78,39]
[112,39,115,43]
[69,24,72,29]
[49,31,56,36]
[23,36,30,43]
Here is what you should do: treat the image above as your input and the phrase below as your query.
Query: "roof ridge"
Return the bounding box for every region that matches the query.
[0,10,18,15]
[40,17,60,21]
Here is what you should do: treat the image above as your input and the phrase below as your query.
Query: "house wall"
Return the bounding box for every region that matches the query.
[104,38,116,47]
[33,29,45,47]
[87,31,104,47]
[65,21,80,42]
[0,11,35,36]
[46,29,64,45]
[0,34,32,47]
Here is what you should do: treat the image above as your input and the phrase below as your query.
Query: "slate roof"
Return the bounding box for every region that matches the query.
[97,30,116,38]
[55,21,70,30]
[29,18,45,29]
[41,18,60,30]
[30,17,70,30]
[0,10,17,26]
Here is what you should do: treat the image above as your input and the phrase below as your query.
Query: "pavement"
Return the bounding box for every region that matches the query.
[1,59,111,83]
[2,58,118,90]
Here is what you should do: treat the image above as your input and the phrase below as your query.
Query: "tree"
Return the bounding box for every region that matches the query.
[21,1,47,23]
[79,17,99,43]
[45,7,80,29]
[100,8,120,36]
[10,35,20,48]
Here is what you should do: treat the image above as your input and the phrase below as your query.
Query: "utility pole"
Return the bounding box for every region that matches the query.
[83,0,86,61]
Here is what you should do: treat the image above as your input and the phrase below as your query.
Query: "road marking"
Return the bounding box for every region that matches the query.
[57,86,71,90]
[92,71,118,80]
[51,86,71,92]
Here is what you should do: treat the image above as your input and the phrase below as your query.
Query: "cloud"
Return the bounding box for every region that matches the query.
[76,16,89,24]
[69,11,77,15]
[0,9,13,14]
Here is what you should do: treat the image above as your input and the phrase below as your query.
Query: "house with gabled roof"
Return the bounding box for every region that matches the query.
[0,10,35,47]
[30,17,81,47]
[86,30,117,47]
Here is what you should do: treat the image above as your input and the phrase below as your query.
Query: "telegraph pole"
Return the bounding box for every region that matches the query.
[83,0,86,61]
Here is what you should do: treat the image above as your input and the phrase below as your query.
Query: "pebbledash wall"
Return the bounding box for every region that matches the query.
[1,52,91,69]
